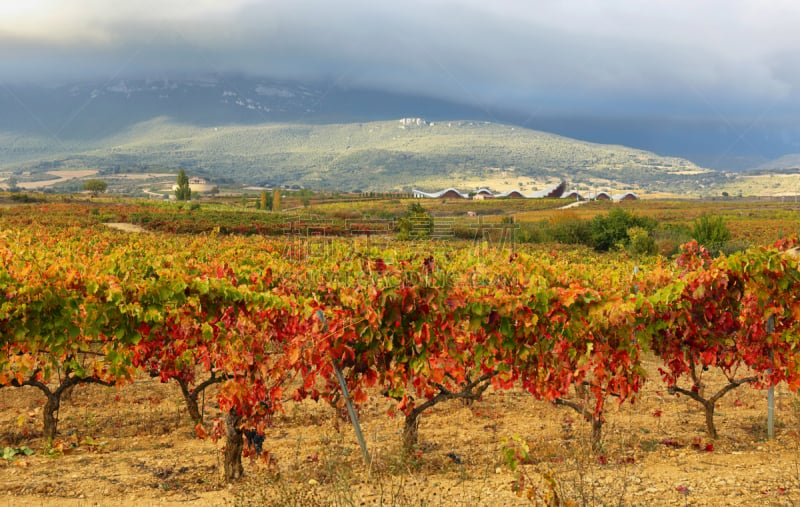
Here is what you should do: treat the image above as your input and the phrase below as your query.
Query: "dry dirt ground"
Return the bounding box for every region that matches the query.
[2,361,800,506]
[14,171,98,190]
[105,223,150,233]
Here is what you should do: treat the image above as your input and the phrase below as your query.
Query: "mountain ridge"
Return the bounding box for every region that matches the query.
[0,114,722,194]
[2,74,798,174]
[753,154,800,172]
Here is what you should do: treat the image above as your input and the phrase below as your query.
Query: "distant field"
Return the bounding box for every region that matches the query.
[311,197,567,218]
[2,191,791,248]
[515,198,800,246]
[12,170,98,190]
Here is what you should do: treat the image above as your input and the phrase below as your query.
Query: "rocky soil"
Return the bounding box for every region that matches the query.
[1,361,799,506]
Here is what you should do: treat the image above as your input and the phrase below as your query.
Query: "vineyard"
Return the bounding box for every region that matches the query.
[3,201,800,505]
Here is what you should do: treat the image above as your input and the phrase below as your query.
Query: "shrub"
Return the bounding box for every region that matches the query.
[653,225,692,257]
[591,208,656,252]
[516,223,545,243]
[691,214,731,253]
[547,213,593,247]
[397,202,432,239]
[626,226,657,257]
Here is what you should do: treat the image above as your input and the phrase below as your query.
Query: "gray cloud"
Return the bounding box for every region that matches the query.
[1,0,799,119]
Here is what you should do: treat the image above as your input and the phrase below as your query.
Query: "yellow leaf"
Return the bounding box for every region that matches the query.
[791,302,800,322]
[288,346,300,365]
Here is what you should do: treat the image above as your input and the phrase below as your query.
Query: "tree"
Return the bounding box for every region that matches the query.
[83,179,108,196]
[6,175,19,192]
[260,190,272,211]
[272,188,281,211]
[175,169,191,201]
[298,189,313,208]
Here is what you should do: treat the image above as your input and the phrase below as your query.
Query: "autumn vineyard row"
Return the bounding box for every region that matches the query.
[2,205,800,481]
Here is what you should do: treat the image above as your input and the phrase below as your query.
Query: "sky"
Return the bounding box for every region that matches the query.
[1,0,799,164]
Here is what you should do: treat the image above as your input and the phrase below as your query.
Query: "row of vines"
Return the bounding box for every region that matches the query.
[2,204,800,482]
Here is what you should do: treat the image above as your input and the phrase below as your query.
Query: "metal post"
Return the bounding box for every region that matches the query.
[767,315,775,439]
[316,310,371,464]
[768,384,775,439]
[333,363,371,465]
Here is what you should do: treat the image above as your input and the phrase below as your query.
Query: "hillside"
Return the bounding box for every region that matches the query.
[753,154,800,172]
[0,117,722,194]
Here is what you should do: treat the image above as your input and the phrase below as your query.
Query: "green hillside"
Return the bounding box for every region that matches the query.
[0,117,725,193]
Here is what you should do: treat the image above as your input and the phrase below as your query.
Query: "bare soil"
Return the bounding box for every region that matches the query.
[14,171,98,190]
[105,223,150,233]
[1,361,799,506]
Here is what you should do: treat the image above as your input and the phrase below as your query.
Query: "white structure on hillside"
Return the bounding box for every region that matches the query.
[412,180,568,199]
[412,188,469,199]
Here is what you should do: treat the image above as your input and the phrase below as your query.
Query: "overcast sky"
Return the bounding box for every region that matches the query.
[1,0,799,122]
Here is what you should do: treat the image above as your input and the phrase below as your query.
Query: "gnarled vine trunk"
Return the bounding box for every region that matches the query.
[703,400,717,439]
[224,411,244,481]
[10,374,113,442]
[402,409,422,450]
[591,415,603,450]
[555,397,604,452]
[399,373,494,453]
[174,373,227,427]
[42,392,61,442]
[667,359,757,439]
[175,377,203,425]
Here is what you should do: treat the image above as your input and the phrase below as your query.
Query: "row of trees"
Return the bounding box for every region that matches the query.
[258,189,281,211]
[177,168,289,209]
[2,214,800,481]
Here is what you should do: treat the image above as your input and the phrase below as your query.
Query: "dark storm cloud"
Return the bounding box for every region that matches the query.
[1,0,799,118]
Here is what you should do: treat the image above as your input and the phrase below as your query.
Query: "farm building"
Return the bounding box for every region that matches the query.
[527,180,567,198]
[561,190,638,201]
[584,192,612,200]
[412,188,469,199]
[496,189,526,198]
[412,180,567,200]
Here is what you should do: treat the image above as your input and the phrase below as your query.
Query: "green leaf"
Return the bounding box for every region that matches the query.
[500,318,512,337]
[196,279,210,295]
[202,322,214,341]
[2,447,16,460]
[469,314,482,332]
